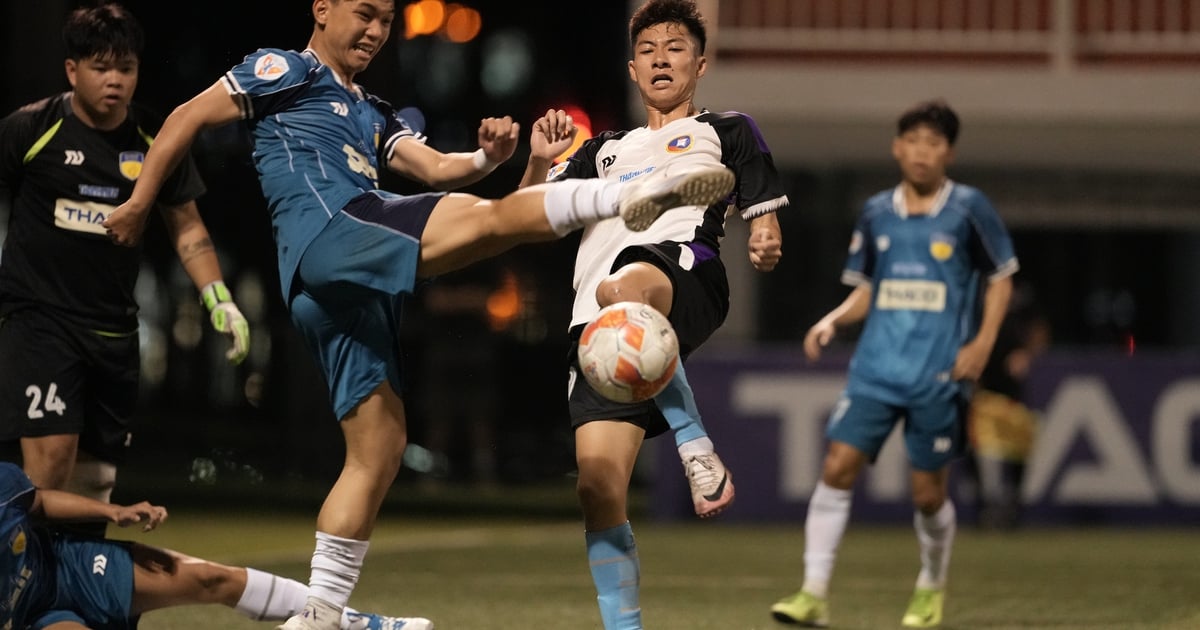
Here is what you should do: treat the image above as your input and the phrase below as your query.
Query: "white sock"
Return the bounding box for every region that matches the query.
[342,606,370,628]
[309,531,369,609]
[802,481,853,599]
[914,499,956,590]
[236,568,309,620]
[677,436,714,460]
[542,178,622,235]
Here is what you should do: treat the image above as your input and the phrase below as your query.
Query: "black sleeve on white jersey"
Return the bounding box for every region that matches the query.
[548,131,624,182]
[699,111,790,220]
[131,103,207,208]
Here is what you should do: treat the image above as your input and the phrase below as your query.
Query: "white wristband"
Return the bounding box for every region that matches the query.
[471,148,499,173]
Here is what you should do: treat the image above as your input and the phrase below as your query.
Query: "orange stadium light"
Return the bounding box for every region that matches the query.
[404,0,446,39]
[555,105,593,163]
[444,4,482,43]
[486,269,522,331]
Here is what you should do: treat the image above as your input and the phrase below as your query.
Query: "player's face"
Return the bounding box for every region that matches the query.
[628,23,707,112]
[892,124,954,190]
[313,0,394,76]
[64,53,138,129]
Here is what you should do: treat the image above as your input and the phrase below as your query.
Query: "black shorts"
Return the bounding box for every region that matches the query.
[566,241,729,438]
[0,309,138,464]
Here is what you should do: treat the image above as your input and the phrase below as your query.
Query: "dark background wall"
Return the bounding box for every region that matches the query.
[1,1,1196,499]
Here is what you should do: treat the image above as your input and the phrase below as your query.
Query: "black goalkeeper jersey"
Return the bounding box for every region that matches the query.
[0,92,205,330]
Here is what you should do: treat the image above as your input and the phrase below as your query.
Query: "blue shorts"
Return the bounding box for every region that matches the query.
[826,392,968,471]
[32,537,136,630]
[291,191,442,420]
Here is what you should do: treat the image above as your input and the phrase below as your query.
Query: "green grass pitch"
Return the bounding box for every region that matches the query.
[113,508,1199,629]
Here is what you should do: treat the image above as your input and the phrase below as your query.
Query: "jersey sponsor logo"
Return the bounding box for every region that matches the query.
[665,135,693,153]
[342,144,378,183]
[78,184,120,199]
[254,53,289,81]
[619,166,654,182]
[64,150,85,165]
[876,279,947,312]
[10,565,32,614]
[54,198,117,235]
[331,102,349,116]
[890,261,928,276]
[546,161,568,181]
[929,232,956,261]
[118,151,144,180]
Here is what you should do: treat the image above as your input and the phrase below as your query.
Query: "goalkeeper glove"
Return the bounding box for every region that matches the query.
[200,281,250,365]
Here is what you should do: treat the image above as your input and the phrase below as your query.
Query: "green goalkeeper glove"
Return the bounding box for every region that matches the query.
[200,281,250,365]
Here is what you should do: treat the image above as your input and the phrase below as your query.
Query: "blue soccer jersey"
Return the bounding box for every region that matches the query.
[842,181,1018,406]
[220,48,420,299]
[0,463,54,628]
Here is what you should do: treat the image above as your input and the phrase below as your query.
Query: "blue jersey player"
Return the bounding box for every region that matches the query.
[771,100,1017,629]
[100,2,735,629]
[0,462,430,629]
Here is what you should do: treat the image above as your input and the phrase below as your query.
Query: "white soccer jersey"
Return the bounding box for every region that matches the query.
[548,111,789,327]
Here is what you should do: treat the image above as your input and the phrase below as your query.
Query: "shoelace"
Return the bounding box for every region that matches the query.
[685,455,723,491]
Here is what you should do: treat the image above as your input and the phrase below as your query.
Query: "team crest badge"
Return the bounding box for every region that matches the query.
[118,151,144,180]
[10,527,26,555]
[930,232,956,261]
[254,53,289,81]
[665,135,693,153]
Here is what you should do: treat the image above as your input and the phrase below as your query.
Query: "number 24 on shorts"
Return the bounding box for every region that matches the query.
[25,383,66,419]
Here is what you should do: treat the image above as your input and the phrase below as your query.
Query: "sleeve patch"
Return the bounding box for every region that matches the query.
[254,53,290,81]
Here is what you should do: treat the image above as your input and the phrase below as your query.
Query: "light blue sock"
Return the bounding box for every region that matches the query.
[654,364,708,447]
[586,522,641,630]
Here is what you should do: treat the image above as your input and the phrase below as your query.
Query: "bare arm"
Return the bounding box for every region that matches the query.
[103,81,242,246]
[804,284,873,362]
[388,116,519,190]
[519,109,577,189]
[747,212,782,271]
[954,274,1014,381]
[161,199,251,364]
[520,155,556,189]
[32,488,168,532]
[160,200,222,289]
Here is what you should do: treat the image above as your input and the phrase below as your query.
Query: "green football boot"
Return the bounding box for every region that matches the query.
[770,590,829,627]
[901,587,944,628]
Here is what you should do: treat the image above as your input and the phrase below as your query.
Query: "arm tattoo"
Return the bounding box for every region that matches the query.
[178,237,215,264]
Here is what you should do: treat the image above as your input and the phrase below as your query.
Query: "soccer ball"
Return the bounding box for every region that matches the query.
[577,301,679,403]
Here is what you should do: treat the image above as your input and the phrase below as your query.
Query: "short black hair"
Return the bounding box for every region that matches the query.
[897,99,960,146]
[629,0,707,55]
[63,2,144,61]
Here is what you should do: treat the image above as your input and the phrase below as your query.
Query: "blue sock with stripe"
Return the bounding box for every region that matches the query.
[586,522,641,630]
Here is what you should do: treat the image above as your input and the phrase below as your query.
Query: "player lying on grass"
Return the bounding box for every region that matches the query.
[0,462,430,630]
